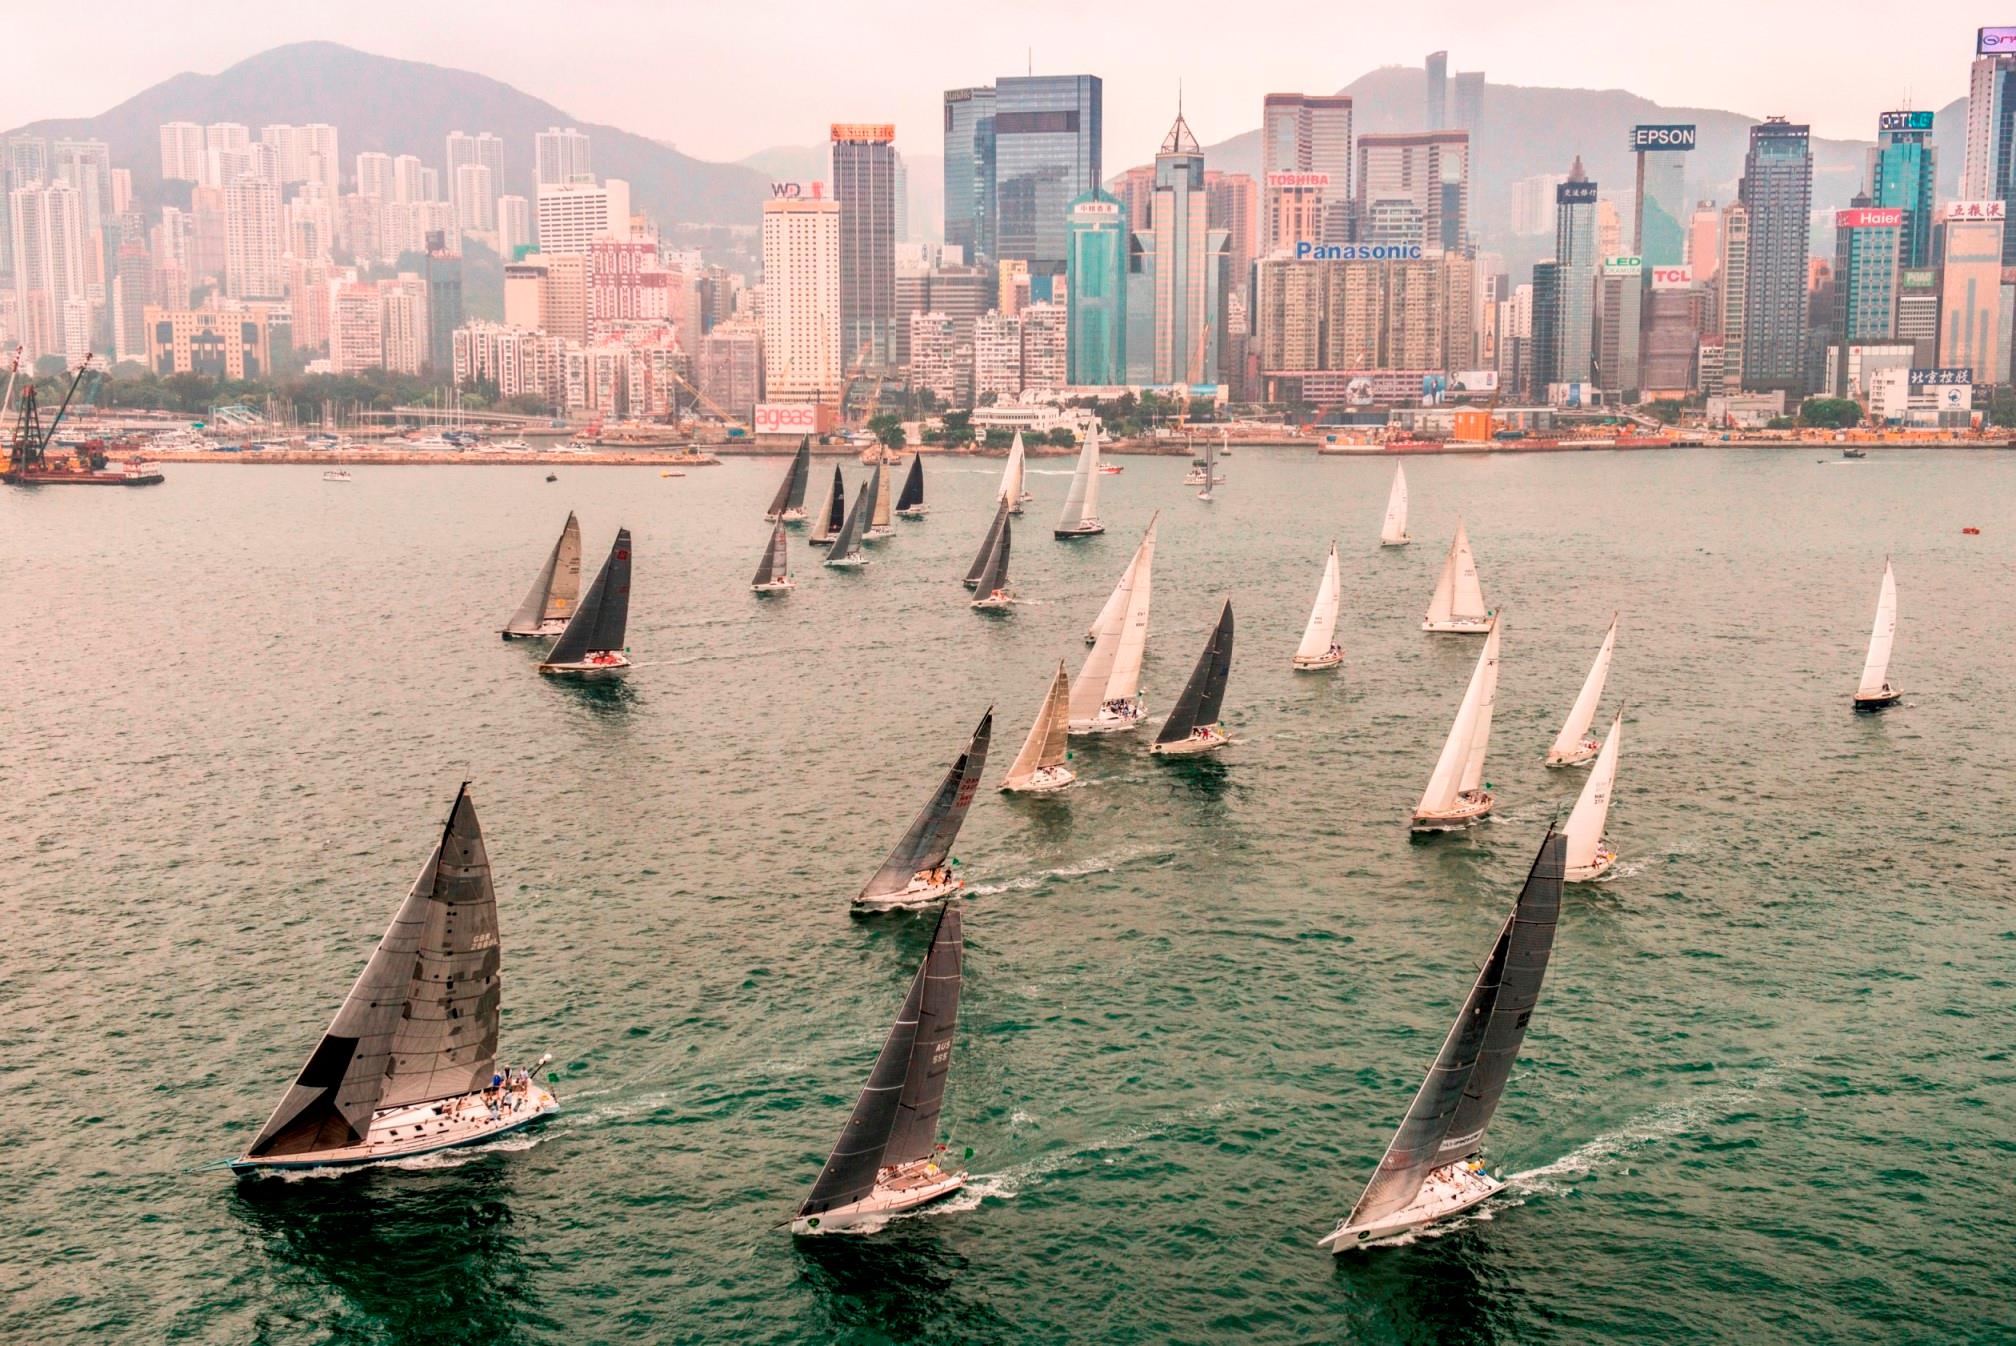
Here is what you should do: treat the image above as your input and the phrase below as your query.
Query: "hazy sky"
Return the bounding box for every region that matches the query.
[6,2,1989,162]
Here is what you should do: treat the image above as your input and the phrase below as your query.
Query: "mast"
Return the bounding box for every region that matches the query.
[856,710,993,903]
[1294,543,1341,660]
[1156,601,1234,744]
[1562,712,1622,874]
[1547,615,1618,761]
[546,529,632,664]
[872,458,893,529]
[1857,560,1897,698]
[1416,619,1500,815]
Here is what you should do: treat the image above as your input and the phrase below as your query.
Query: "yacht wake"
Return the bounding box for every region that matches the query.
[966,851,1153,896]
[1506,1075,1780,1197]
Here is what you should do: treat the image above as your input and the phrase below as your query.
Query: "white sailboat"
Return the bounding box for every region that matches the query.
[1421,520,1492,633]
[1412,617,1500,829]
[999,432,1027,515]
[1068,514,1156,733]
[1544,614,1619,766]
[1054,425,1106,538]
[1563,711,1622,881]
[1379,464,1411,546]
[501,511,583,640]
[1000,662,1075,793]
[1853,559,1901,711]
[1084,543,1134,645]
[865,458,895,540]
[1318,831,1565,1250]
[1195,433,1219,502]
[1291,541,1344,671]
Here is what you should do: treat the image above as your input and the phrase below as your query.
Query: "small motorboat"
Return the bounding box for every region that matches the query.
[1963,526,1981,536]
[322,469,352,482]
[1842,446,1867,459]
[545,472,558,483]
[1098,463,1123,475]
[660,469,686,478]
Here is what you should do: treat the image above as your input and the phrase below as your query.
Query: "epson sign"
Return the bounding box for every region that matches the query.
[1295,241,1425,261]
[1630,124,1697,150]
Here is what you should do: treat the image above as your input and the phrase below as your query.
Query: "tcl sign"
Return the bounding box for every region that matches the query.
[754,404,821,434]
[1650,266,1694,289]
[1837,208,1903,228]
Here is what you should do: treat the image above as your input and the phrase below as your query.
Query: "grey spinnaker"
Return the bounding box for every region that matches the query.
[800,901,963,1217]
[768,439,811,518]
[965,499,1009,586]
[546,528,631,665]
[503,512,580,635]
[1344,829,1565,1229]
[828,482,871,561]
[753,522,789,586]
[247,786,500,1157]
[818,466,847,537]
[858,710,992,903]
[1156,601,1234,744]
[974,513,1012,596]
[896,456,924,511]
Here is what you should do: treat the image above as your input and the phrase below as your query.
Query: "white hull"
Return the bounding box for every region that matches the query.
[233,1083,559,1174]
[972,593,1016,612]
[897,506,928,519]
[1545,738,1601,767]
[1318,1162,1502,1251]
[824,554,871,569]
[1001,764,1076,794]
[854,878,963,911]
[1150,724,1228,756]
[769,508,809,524]
[1566,844,1617,882]
[1380,537,1411,547]
[1293,649,1344,671]
[1055,522,1105,538]
[1412,789,1494,830]
[792,1161,967,1234]
[1069,704,1144,735]
[538,653,631,678]
[865,526,895,541]
[1422,616,1493,634]
[752,579,795,594]
[501,617,568,641]
[808,535,836,548]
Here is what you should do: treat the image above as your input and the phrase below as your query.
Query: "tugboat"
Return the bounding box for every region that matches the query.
[3,356,164,486]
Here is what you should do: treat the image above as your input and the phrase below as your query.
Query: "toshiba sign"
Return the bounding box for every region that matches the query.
[1265,172,1331,189]
[1649,266,1695,289]
[754,404,822,435]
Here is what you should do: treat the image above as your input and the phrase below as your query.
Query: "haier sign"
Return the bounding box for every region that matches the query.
[1630,124,1697,150]
[1295,241,1424,261]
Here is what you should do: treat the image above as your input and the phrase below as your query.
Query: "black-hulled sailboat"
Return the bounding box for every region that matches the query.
[962,496,1009,590]
[1151,600,1234,755]
[751,521,793,594]
[854,710,991,910]
[766,438,812,524]
[538,528,631,676]
[824,479,873,568]
[1318,830,1564,1250]
[792,900,967,1233]
[231,786,557,1174]
[809,465,847,547]
[971,510,1015,612]
[896,455,927,518]
[501,511,582,640]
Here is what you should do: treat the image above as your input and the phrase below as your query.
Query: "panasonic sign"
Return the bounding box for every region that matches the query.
[1295,241,1425,261]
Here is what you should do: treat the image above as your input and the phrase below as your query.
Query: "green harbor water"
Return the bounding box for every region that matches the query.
[4,447,2014,1344]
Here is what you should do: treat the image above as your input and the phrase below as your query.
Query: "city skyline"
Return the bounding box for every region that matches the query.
[1,5,1991,167]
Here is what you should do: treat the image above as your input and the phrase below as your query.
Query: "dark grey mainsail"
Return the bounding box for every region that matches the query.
[767,439,811,519]
[800,901,964,1218]
[857,710,992,904]
[825,482,871,563]
[753,522,789,587]
[1344,830,1566,1229]
[502,512,581,637]
[1155,601,1234,744]
[814,466,847,541]
[963,498,1010,588]
[246,786,501,1158]
[973,514,1012,597]
[546,528,631,664]
[896,456,924,512]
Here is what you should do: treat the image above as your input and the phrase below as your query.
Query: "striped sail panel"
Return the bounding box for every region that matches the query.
[882,903,964,1167]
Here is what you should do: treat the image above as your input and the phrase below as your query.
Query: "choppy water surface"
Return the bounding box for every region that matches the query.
[4,448,2014,1344]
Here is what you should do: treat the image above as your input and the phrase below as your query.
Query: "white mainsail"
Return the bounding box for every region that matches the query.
[1056,426,1102,531]
[1003,662,1072,788]
[1294,542,1342,661]
[1424,520,1487,625]
[1547,615,1619,763]
[1563,712,1622,874]
[871,459,893,529]
[1069,515,1157,724]
[1380,465,1409,544]
[1416,620,1501,816]
[1086,547,1133,643]
[1857,560,1897,698]
[1000,433,1026,514]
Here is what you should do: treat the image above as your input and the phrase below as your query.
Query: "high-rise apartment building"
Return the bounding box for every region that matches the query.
[1716,202,1750,391]
[224,174,284,300]
[760,197,842,403]
[160,123,205,182]
[448,132,506,233]
[1738,118,1813,394]
[9,179,89,361]
[536,180,631,255]
[1261,93,1353,250]
[1510,174,1567,236]
[536,128,593,188]
[943,87,997,267]
[1630,124,1694,266]
[1065,188,1127,385]
[356,153,394,201]
[1356,132,1469,252]
[1206,171,1258,311]
[831,123,899,369]
[260,124,339,190]
[993,74,1102,281]
[201,124,250,188]
[1550,159,1599,388]
[1938,205,2005,376]
[498,195,534,260]
[391,155,429,205]
[1869,111,1938,270]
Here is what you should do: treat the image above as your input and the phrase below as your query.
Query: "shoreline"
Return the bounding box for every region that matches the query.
[142,449,722,467]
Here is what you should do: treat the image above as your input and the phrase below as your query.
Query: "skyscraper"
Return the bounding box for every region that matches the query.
[224,173,284,300]
[1205,171,1258,312]
[535,128,592,188]
[1738,118,1813,394]
[1594,257,1644,397]
[447,132,505,232]
[1869,111,1938,270]
[1424,52,1448,129]
[1832,204,1901,344]
[9,179,88,361]
[1964,36,2016,258]
[1147,110,1226,386]
[1356,132,1469,253]
[831,123,898,369]
[943,87,997,266]
[1630,124,1694,266]
[498,195,533,261]
[1551,158,1599,389]
[1716,202,1750,391]
[1452,73,1485,137]
[536,180,631,255]
[1938,204,2005,376]
[1686,201,1722,286]
[1261,94,1352,249]
[760,197,842,403]
[160,123,205,182]
[1065,188,1127,385]
[993,74,1102,283]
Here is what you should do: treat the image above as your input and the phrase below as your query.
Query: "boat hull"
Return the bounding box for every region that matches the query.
[3,468,164,486]
[1422,616,1493,634]
[897,506,928,519]
[972,592,1015,612]
[232,1085,559,1175]
[1566,845,1617,882]
[1412,790,1494,830]
[1853,689,1902,712]
[500,618,568,641]
[1151,724,1228,756]
[791,1163,967,1234]
[1318,1162,1503,1251]
[752,580,794,595]
[1001,765,1076,794]
[1054,523,1106,539]
[538,654,631,678]
[1069,705,1144,735]
[824,555,871,569]
[1545,738,1601,767]
[1292,650,1344,671]
[768,508,808,525]
[1380,537,1411,547]
[865,526,895,542]
[854,878,963,912]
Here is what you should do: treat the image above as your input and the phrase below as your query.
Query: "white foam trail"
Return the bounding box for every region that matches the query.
[967,852,1138,896]
[1507,1075,1779,1196]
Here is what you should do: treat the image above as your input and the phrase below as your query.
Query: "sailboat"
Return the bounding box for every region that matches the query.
[500,511,582,640]
[1563,711,1622,881]
[792,900,968,1233]
[1380,464,1411,546]
[1083,522,1141,644]
[1853,559,1901,711]
[766,438,812,523]
[538,529,632,676]
[895,455,927,518]
[1411,617,1500,828]
[809,465,847,547]
[1545,614,1619,766]
[824,480,873,568]
[1068,515,1156,733]
[1291,541,1344,671]
[971,512,1015,612]
[230,785,558,1174]
[865,456,895,540]
[1183,434,1225,487]
[854,710,991,910]
[1317,829,1565,1250]
[751,521,793,594]
[999,432,1027,514]
[1000,662,1075,792]
[1195,432,1219,502]
[1054,425,1106,538]
[1421,520,1492,633]
[1151,600,1234,755]
[963,497,1010,590]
